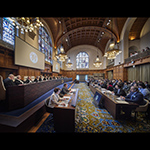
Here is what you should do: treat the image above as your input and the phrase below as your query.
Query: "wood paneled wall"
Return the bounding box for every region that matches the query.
[61,69,105,80]
[104,64,127,82]
[0,45,128,82]
[113,65,128,81]
[18,66,41,79]
[1,44,149,82]
[0,46,42,79]
[0,46,59,80]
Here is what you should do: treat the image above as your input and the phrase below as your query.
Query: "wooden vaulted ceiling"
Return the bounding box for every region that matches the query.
[42,17,148,55]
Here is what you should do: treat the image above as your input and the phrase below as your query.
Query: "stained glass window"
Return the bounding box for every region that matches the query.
[38,26,53,64]
[76,52,89,69]
[2,17,15,45]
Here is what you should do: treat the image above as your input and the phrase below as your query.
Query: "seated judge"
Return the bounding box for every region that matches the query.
[34,76,39,82]
[43,75,47,81]
[113,84,126,97]
[59,83,71,97]
[14,75,24,85]
[48,87,66,108]
[3,74,15,88]
[120,86,146,105]
[25,76,32,83]
[39,75,43,81]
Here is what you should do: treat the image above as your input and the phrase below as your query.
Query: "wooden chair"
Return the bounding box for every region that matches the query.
[134,99,149,122]
[0,75,6,101]
[44,96,54,113]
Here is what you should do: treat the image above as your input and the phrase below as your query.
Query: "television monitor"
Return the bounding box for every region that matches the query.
[93,91,102,106]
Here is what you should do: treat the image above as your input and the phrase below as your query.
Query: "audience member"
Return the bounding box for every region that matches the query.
[138,82,150,100]
[122,82,129,93]
[106,82,113,91]
[120,86,146,105]
[145,81,150,90]
[100,81,107,89]
[113,84,126,97]
[145,47,150,51]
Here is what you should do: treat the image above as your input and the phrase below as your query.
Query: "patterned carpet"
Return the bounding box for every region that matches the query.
[36,83,150,133]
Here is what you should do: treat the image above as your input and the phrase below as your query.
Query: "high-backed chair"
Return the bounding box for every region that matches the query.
[134,99,149,122]
[44,96,54,113]
[0,75,6,101]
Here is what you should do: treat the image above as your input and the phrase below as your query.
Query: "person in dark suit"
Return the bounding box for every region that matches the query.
[14,75,24,85]
[121,86,146,105]
[145,81,150,91]
[34,76,39,83]
[3,74,16,88]
[25,76,32,83]
[59,83,71,97]
[113,84,126,97]
[106,82,113,91]
[39,75,43,81]
[120,86,146,119]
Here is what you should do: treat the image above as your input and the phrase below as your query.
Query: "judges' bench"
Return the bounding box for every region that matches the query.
[6,78,72,111]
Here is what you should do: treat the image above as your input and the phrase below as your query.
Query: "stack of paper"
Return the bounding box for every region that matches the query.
[58,102,68,107]
[71,89,76,92]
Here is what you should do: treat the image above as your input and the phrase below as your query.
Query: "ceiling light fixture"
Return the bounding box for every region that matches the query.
[66,57,73,68]
[104,19,121,60]
[10,17,44,34]
[56,44,68,62]
[93,48,102,67]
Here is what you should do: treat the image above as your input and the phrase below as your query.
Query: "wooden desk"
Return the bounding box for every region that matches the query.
[53,88,79,132]
[89,84,138,119]
[6,78,72,111]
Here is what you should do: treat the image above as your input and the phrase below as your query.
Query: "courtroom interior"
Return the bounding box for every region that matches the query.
[0,17,150,133]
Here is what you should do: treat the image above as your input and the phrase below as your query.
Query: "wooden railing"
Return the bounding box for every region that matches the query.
[125,51,150,64]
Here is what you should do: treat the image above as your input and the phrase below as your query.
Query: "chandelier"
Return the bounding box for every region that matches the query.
[104,39,121,59]
[104,48,122,59]
[93,55,102,67]
[10,17,44,34]
[66,57,73,68]
[56,45,68,62]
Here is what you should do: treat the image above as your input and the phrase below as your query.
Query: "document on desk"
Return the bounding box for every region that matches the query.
[63,96,71,99]
[58,101,68,107]
[116,97,129,104]
[71,89,76,92]
[116,101,129,104]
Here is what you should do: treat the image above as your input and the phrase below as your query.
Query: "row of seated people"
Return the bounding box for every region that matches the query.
[34,75,66,83]
[3,74,67,89]
[88,78,150,104]
[47,83,72,108]
[129,46,150,57]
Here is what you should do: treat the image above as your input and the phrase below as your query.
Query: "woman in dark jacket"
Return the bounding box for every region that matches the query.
[107,82,113,91]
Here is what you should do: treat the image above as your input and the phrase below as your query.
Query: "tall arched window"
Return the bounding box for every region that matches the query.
[76,52,89,69]
[38,26,53,64]
[2,17,15,46]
